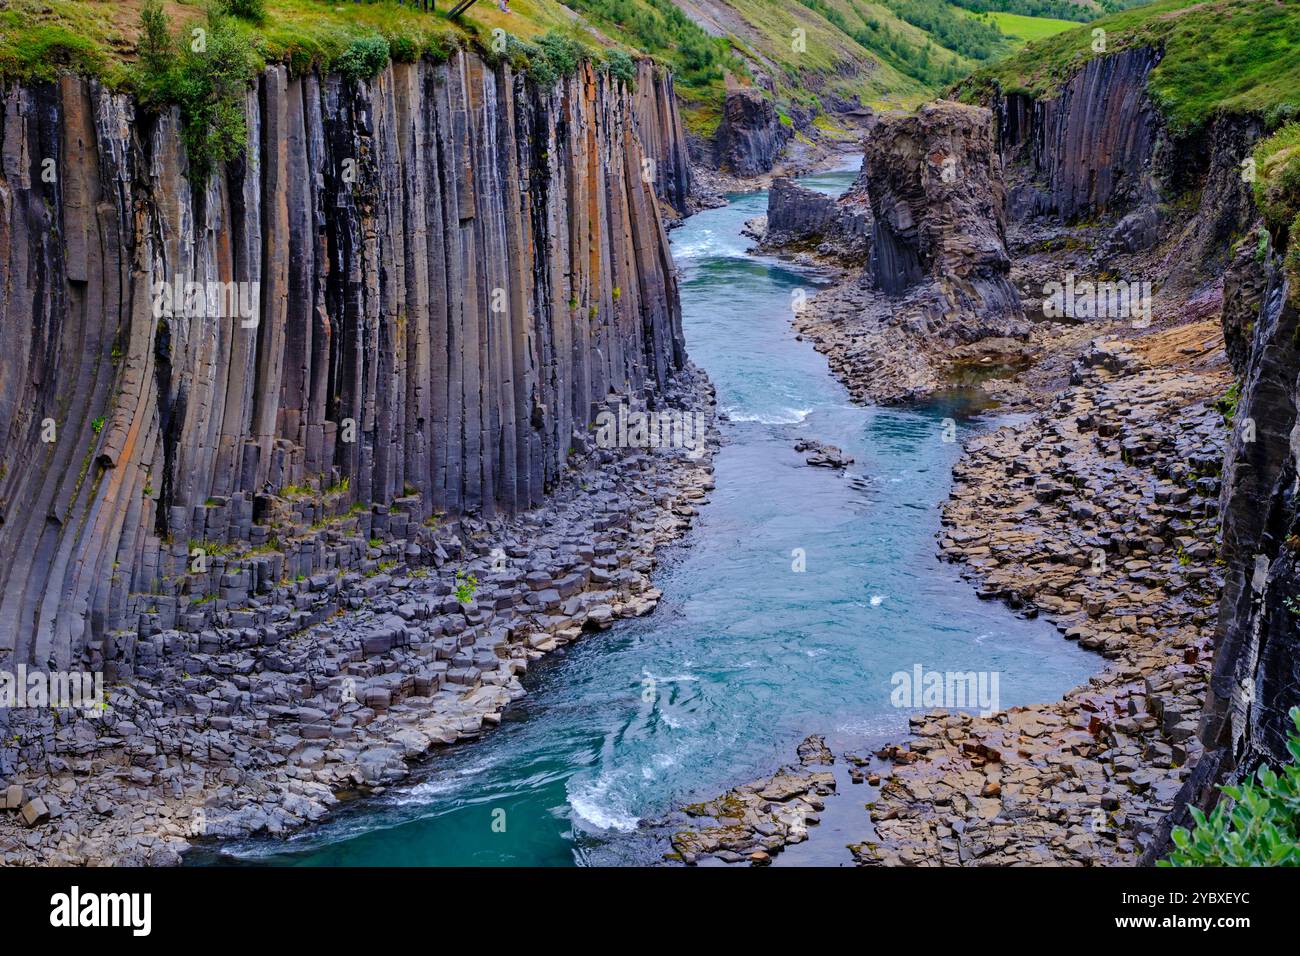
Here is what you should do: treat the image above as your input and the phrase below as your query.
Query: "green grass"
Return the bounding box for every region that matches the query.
[959,0,1300,136]
[966,10,1079,44]
[0,0,618,86]
[0,0,1133,164]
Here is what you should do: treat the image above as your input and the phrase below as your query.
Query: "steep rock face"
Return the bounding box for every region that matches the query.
[995,47,1163,222]
[766,176,839,241]
[1158,114,1263,292]
[0,53,687,670]
[716,85,792,178]
[1147,261,1300,858]
[631,60,692,217]
[1220,232,1270,375]
[865,101,1022,339]
[760,174,872,265]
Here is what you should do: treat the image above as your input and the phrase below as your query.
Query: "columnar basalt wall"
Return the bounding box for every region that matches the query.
[992,47,1163,221]
[631,60,691,217]
[0,53,687,670]
[1146,262,1300,860]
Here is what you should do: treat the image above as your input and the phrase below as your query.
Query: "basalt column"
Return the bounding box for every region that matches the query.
[0,53,687,669]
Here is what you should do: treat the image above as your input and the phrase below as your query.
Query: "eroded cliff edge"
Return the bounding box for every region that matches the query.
[0,52,688,675]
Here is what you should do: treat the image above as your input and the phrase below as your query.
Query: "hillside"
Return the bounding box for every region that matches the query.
[958,0,1300,134]
[0,0,1140,169]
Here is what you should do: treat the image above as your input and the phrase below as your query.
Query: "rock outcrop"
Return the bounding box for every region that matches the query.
[790,101,1028,404]
[865,101,1022,336]
[631,60,692,217]
[757,173,872,266]
[0,53,689,673]
[715,84,792,178]
[994,47,1163,222]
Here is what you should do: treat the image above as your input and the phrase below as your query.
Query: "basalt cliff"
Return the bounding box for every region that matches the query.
[0,50,717,863]
[0,52,690,678]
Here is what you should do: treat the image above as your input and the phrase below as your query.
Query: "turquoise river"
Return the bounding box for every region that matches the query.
[197,162,1097,867]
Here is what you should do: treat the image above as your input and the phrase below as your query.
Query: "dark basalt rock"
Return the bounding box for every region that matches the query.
[995,47,1164,222]
[632,60,692,217]
[759,174,873,265]
[1147,264,1300,860]
[716,85,792,178]
[0,54,691,670]
[864,101,1024,340]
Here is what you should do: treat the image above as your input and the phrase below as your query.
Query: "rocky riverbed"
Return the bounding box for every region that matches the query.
[0,370,718,866]
[855,320,1228,865]
[666,314,1231,866]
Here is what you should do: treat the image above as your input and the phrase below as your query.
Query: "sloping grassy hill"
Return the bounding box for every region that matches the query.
[965,10,1079,45]
[0,0,1154,158]
[960,0,1300,134]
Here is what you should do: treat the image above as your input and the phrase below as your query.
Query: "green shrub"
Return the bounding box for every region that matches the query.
[496,33,537,73]
[221,0,266,23]
[137,0,175,78]
[388,35,419,64]
[454,570,479,604]
[334,35,391,81]
[603,49,636,88]
[533,31,583,83]
[134,4,260,182]
[1162,706,1300,866]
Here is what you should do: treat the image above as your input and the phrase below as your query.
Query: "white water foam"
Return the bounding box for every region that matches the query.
[723,406,813,425]
[568,776,640,832]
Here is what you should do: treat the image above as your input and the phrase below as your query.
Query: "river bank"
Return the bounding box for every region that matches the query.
[668,306,1230,868]
[856,320,1228,865]
[0,368,720,866]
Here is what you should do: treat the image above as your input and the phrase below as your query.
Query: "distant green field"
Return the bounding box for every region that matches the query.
[960,0,1300,136]
[985,11,1080,43]
[961,9,1079,47]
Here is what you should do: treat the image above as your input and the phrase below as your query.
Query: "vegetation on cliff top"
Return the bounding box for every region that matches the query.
[0,0,639,89]
[0,0,1136,144]
[111,0,636,182]
[958,0,1300,135]
[1253,122,1300,307]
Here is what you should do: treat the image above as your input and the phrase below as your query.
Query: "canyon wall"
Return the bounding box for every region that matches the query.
[1147,239,1300,857]
[977,48,1300,857]
[993,47,1163,222]
[631,60,692,217]
[0,53,688,672]
[985,46,1257,280]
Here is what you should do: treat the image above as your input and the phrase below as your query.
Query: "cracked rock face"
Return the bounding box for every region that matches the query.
[995,47,1163,223]
[0,53,690,671]
[864,101,1024,340]
[631,60,692,218]
[759,173,873,266]
[716,85,792,178]
[1151,260,1300,858]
